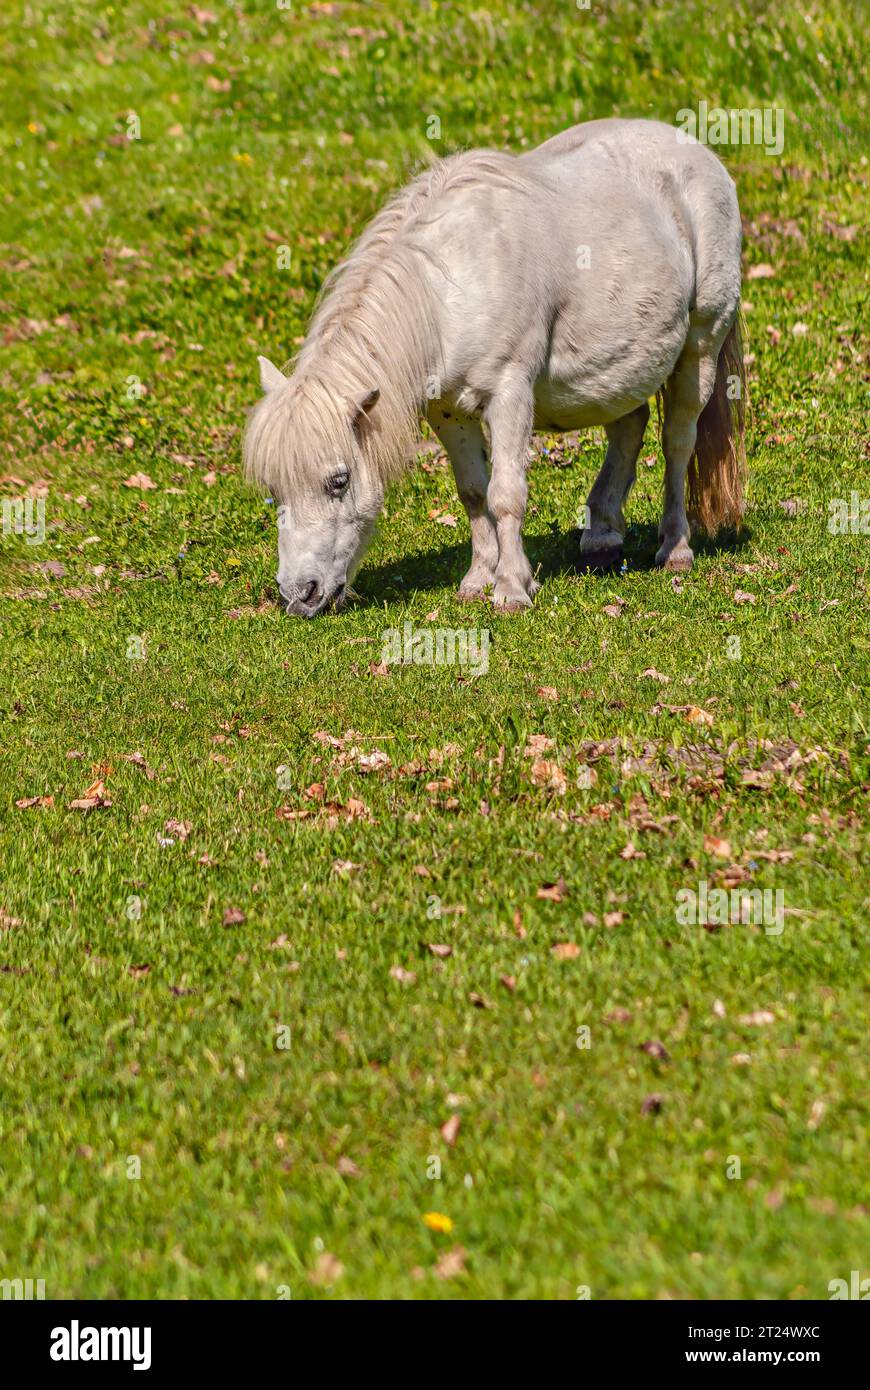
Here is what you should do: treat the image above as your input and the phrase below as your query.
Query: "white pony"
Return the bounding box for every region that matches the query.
[244,119,745,616]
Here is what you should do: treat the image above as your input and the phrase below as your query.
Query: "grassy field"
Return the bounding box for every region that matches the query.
[0,0,867,1299]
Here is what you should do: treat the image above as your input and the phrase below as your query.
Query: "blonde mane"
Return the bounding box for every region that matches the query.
[243,149,538,499]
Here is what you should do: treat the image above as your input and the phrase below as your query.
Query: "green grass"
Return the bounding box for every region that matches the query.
[0,0,868,1299]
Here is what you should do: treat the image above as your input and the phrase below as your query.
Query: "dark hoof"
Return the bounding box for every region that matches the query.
[655,544,694,572]
[578,546,623,573]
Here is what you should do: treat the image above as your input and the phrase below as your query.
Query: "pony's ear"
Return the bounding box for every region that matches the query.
[258,355,286,393]
[351,387,380,429]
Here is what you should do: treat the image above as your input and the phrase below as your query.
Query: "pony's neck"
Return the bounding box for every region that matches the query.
[293,248,439,481]
[303,248,438,412]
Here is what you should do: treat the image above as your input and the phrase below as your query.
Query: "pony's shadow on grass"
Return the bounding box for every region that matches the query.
[356,522,752,604]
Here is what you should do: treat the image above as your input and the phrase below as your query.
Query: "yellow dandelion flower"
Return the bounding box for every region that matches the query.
[422,1211,453,1234]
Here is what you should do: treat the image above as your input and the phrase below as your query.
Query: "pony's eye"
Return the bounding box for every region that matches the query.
[326,471,350,497]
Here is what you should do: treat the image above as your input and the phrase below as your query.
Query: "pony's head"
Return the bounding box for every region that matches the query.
[243,356,385,616]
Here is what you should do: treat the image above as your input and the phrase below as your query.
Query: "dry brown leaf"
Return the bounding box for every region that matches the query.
[332,859,361,875]
[123,751,156,779]
[686,706,714,726]
[427,508,457,527]
[807,1099,826,1131]
[823,219,858,242]
[525,734,556,755]
[551,942,580,960]
[741,769,773,789]
[69,777,112,810]
[309,1252,344,1286]
[530,758,567,793]
[537,877,568,902]
[276,796,371,826]
[440,1114,461,1147]
[738,1009,776,1027]
[619,841,645,860]
[356,749,391,774]
[433,1245,466,1280]
[704,834,732,859]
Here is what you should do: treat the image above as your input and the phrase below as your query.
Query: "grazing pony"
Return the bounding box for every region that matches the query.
[244,118,745,616]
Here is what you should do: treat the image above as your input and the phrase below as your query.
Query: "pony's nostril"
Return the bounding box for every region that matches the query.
[299,579,319,606]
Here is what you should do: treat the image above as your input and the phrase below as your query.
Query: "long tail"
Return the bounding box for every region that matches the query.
[686,316,747,534]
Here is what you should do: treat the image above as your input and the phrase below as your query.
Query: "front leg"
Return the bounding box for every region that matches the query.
[428,405,498,600]
[485,376,539,611]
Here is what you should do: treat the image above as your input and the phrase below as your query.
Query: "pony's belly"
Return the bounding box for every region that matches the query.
[534,317,687,429]
[533,375,654,430]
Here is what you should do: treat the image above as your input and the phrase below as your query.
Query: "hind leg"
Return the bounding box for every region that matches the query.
[656,325,720,571]
[429,405,498,600]
[580,402,649,568]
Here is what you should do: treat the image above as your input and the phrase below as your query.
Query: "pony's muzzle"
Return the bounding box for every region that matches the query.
[279,577,321,616]
[279,579,345,617]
